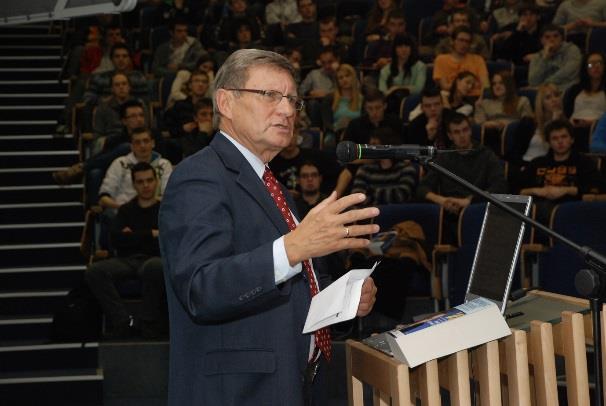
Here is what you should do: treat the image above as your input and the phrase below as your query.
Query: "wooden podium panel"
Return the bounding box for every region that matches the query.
[346,291,594,406]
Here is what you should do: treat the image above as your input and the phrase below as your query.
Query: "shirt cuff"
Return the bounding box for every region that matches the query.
[273,236,302,284]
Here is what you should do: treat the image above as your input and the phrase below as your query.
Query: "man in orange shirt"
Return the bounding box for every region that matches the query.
[432,26,489,97]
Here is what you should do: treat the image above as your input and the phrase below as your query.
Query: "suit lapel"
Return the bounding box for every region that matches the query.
[210,134,290,236]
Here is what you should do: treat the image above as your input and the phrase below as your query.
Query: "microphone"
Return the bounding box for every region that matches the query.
[336,141,437,163]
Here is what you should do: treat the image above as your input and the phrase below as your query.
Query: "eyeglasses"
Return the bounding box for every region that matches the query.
[588,61,604,68]
[223,88,305,111]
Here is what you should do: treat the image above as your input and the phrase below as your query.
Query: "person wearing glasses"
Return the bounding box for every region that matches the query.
[158,49,378,406]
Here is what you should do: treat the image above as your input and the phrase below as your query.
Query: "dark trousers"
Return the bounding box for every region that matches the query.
[85,255,166,329]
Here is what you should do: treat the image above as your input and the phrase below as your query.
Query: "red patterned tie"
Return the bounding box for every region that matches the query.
[263,167,331,362]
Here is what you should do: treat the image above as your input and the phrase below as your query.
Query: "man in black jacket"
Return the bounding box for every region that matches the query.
[85,162,166,339]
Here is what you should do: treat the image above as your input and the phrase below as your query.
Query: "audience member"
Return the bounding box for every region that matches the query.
[351,128,418,206]
[407,87,451,149]
[85,162,167,339]
[590,111,606,152]
[181,99,215,158]
[431,1,482,44]
[317,16,351,63]
[443,70,477,117]
[434,9,490,59]
[490,0,521,33]
[154,0,204,26]
[265,0,302,26]
[99,128,173,213]
[299,47,339,126]
[342,87,404,145]
[364,0,399,42]
[322,63,362,138]
[566,52,606,128]
[164,71,211,138]
[474,70,533,129]
[80,25,125,75]
[495,2,542,65]
[284,0,318,65]
[522,83,564,163]
[520,119,604,223]
[528,24,582,91]
[433,26,489,97]
[83,44,148,105]
[92,72,150,156]
[166,54,215,109]
[294,161,327,217]
[378,34,427,96]
[152,17,207,78]
[363,9,407,70]
[552,0,606,36]
[416,113,507,242]
[212,0,263,52]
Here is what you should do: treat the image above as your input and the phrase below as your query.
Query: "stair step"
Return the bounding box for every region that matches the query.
[0,368,103,406]
[0,265,85,291]
[0,35,62,46]
[0,59,62,68]
[0,342,99,373]
[0,24,54,35]
[0,68,62,81]
[0,134,76,151]
[0,121,58,134]
[0,107,64,121]
[0,167,70,186]
[0,290,69,317]
[0,82,68,94]
[0,202,85,223]
[0,94,67,106]
[0,243,84,267]
[0,222,84,244]
[0,315,53,341]
[0,185,83,204]
[0,150,79,169]
[0,46,62,57]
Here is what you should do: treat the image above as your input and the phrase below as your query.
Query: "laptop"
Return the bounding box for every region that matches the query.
[363,194,532,356]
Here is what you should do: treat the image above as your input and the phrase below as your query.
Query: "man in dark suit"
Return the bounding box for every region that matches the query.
[159,49,379,406]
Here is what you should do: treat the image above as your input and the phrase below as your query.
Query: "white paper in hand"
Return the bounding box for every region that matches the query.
[303,262,378,333]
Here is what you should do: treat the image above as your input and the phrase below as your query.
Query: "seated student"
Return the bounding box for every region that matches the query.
[378,34,427,96]
[299,46,339,126]
[180,98,215,158]
[416,113,508,242]
[80,25,125,75]
[433,26,489,98]
[430,1,483,46]
[294,161,327,217]
[85,162,167,339]
[364,0,399,43]
[407,87,451,149]
[490,0,521,34]
[83,43,149,106]
[284,0,318,66]
[166,54,215,109]
[528,24,582,92]
[434,8,490,59]
[443,70,477,117]
[566,52,606,129]
[474,70,534,129]
[351,128,418,206]
[342,87,404,145]
[151,17,207,78]
[520,119,604,224]
[265,0,301,26]
[164,71,211,138]
[363,9,408,71]
[552,0,606,41]
[92,72,150,156]
[494,2,542,65]
[321,63,363,141]
[99,127,173,214]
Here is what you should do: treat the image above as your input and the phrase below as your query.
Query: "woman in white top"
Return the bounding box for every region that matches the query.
[568,52,606,128]
[474,70,533,129]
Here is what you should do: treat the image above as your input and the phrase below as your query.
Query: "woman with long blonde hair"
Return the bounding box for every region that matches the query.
[328,64,363,132]
[526,83,564,161]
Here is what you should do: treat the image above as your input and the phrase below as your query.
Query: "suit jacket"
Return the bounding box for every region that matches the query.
[159,133,319,405]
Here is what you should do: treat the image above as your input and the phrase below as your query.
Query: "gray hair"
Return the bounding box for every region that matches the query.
[212,49,297,127]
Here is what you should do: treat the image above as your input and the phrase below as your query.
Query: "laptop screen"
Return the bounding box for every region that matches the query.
[465,194,532,313]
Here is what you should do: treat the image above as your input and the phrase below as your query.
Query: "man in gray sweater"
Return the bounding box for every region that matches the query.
[152,17,207,78]
[528,24,582,91]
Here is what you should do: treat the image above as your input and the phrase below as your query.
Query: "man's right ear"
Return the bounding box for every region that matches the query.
[215,89,233,120]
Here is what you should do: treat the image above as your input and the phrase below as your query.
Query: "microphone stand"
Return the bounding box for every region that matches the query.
[416,156,606,406]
